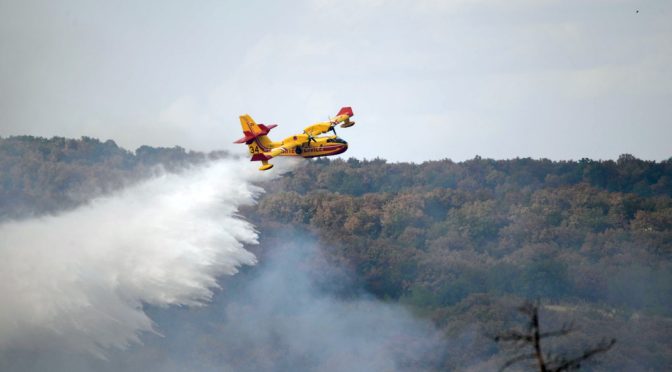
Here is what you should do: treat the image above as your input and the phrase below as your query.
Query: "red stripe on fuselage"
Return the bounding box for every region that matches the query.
[250,140,347,161]
[302,144,347,158]
[254,138,272,152]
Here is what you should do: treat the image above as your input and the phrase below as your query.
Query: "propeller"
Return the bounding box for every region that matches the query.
[327,116,339,136]
[303,129,317,143]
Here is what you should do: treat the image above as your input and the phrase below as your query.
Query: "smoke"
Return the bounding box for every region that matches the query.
[6,238,446,372]
[179,240,447,372]
[0,157,447,371]
[0,159,268,355]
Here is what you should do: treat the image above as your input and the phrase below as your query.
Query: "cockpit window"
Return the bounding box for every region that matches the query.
[326,138,347,144]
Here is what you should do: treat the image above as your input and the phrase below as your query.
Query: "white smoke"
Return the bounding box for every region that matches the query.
[0,159,271,355]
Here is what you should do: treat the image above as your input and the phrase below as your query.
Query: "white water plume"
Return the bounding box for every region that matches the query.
[0,159,270,354]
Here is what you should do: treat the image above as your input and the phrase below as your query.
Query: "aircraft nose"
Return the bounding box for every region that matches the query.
[334,142,348,155]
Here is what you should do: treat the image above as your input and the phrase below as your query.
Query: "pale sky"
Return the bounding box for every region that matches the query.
[1,0,670,162]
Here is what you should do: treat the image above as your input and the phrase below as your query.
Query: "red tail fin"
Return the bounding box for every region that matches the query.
[336,107,353,117]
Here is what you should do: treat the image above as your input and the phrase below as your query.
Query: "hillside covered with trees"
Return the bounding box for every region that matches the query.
[1,136,670,370]
[0,136,215,220]
[248,156,671,370]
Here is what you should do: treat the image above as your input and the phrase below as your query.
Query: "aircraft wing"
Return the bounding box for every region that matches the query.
[303,107,355,136]
[304,123,333,137]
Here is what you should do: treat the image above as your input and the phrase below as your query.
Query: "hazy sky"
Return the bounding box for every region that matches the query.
[1,0,670,162]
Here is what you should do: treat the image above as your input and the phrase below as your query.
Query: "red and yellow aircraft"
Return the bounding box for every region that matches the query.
[235,107,355,170]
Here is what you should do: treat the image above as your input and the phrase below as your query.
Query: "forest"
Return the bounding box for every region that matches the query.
[0,136,213,220]
[1,135,670,370]
[247,155,671,370]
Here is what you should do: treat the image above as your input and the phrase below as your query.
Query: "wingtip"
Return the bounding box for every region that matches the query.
[337,107,353,117]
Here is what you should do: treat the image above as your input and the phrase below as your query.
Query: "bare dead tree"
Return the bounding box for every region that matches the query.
[494,301,616,371]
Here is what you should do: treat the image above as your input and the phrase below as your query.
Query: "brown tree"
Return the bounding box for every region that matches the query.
[495,301,616,371]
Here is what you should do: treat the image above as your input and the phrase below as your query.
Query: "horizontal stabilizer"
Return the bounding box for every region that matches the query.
[234,124,278,144]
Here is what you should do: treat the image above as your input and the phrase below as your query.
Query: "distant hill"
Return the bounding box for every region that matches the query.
[0,136,218,220]
[249,156,672,370]
[1,136,670,370]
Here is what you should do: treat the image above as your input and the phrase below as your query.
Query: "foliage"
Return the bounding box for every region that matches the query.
[249,155,672,369]
[0,136,208,220]
[1,137,670,370]
[252,157,672,315]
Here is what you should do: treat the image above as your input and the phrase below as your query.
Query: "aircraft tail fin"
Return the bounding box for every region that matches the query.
[235,114,276,151]
[235,115,278,169]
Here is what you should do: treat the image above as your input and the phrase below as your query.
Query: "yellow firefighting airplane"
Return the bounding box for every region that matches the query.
[235,107,355,170]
